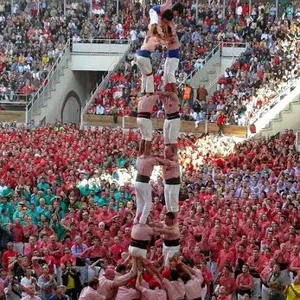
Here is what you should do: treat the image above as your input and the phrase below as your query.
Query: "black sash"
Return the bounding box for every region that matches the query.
[166,112,180,120]
[137,112,151,119]
[136,174,150,183]
[165,177,180,185]
[130,239,149,250]
[164,239,180,247]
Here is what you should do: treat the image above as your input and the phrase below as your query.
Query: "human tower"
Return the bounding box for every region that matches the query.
[129,0,185,266]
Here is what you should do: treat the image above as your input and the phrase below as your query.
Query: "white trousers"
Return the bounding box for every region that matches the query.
[261,284,269,300]
[128,246,147,258]
[252,277,261,300]
[88,266,103,281]
[163,57,179,84]
[200,285,207,300]
[76,265,88,284]
[134,181,152,224]
[13,242,24,255]
[149,8,159,25]
[210,261,218,281]
[136,56,154,93]
[163,243,180,266]
[56,267,62,285]
[137,118,153,141]
[164,118,181,144]
[164,183,180,212]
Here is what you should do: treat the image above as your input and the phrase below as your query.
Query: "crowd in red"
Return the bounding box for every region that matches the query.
[0,123,298,299]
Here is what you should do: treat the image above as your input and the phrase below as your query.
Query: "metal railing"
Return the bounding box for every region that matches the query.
[71,38,131,54]
[179,43,220,88]
[26,40,71,122]
[80,43,132,125]
[0,93,32,104]
[248,77,300,127]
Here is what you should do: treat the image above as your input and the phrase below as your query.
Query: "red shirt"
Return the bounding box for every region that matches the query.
[217,249,236,271]
[13,224,24,243]
[60,254,76,267]
[110,244,125,262]
[81,245,107,259]
[236,273,254,290]
[218,274,236,295]
[2,249,18,271]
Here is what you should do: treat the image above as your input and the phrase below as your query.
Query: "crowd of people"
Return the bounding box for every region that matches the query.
[0,0,237,104]
[0,120,299,300]
[87,1,300,129]
[0,1,300,300]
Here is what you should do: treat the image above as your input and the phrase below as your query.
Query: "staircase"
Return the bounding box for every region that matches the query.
[181,44,221,100]
[26,40,71,123]
[80,43,132,127]
[251,79,300,138]
[183,43,247,100]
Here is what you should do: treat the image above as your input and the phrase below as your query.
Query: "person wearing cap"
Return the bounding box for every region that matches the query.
[137,93,159,156]
[163,146,180,215]
[157,89,180,153]
[98,259,137,299]
[152,212,180,266]
[20,285,42,300]
[129,223,154,258]
[79,278,105,300]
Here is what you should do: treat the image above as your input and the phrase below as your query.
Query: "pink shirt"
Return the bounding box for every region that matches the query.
[98,270,136,299]
[98,276,114,299]
[161,93,179,115]
[115,287,140,300]
[79,287,105,300]
[165,156,180,180]
[138,95,159,113]
[163,278,185,300]
[131,224,154,241]
[136,155,159,177]
[141,287,167,300]
[185,269,203,300]
[141,36,161,52]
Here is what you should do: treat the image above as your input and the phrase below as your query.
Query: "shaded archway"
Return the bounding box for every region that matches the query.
[61,91,81,124]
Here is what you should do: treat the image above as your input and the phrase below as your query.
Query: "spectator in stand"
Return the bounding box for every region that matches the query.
[0,123,299,299]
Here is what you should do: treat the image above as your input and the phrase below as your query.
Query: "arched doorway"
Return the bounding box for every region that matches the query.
[61,91,81,124]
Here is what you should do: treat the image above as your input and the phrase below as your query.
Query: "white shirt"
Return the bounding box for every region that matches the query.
[21,295,42,300]
[130,30,137,41]
[20,277,34,297]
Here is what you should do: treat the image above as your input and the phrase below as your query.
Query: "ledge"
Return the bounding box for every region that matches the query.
[83,114,247,138]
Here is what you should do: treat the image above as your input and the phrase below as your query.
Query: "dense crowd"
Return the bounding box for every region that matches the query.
[87,2,300,128]
[0,123,299,300]
[0,0,222,104]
